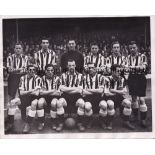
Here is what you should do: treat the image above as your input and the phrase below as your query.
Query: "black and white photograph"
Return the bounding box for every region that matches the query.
[1,16,153,137]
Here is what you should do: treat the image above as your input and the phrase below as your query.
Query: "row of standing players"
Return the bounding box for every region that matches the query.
[5,39,148,133]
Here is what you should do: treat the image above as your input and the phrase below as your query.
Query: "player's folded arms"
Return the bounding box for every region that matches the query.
[59,85,82,94]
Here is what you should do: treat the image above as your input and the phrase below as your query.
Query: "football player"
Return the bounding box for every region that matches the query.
[19,64,42,133]
[39,64,67,132]
[127,41,148,127]
[84,43,102,73]
[60,40,84,73]
[7,43,27,99]
[80,63,105,131]
[103,64,135,130]
[59,59,83,129]
[34,37,56,77]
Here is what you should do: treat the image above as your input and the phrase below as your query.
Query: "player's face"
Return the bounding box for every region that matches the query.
[129,44,138,55]
[14,45,23,55]
[112,67,121,78]
[41,40,49,50]
[68,61,76,73]
[112,43,120,55]
[45,66,54,78]
[68,40,76,51]
[28,66,36,77]
[91,45,99,55]
[88,64,96,75]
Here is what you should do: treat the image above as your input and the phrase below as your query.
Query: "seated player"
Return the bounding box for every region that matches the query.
[59,59,83,126]
[79,63,104,131]
[18,64,42,133]
[127,41,148,127]
[103,64,135,130]
[39,64,67,132]
[5,98,21,133]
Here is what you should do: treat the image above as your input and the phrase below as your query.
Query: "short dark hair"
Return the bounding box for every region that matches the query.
[90,42,99,47]
[15,42,23,48]
[111,64,120,72]
[41,37,49,42]
[45,64,54,70]
[68,39,76,43]
[27,64,36,70]
[67,59,75,63]
[129,41,137,46]
[111,41,120,48]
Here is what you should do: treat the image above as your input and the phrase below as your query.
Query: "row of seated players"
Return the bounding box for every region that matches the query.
[5,60,148,133]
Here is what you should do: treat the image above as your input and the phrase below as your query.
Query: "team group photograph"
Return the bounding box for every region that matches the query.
[3,17,152,134]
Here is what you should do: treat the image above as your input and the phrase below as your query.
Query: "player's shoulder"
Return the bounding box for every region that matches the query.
[49,49,56,54]
[41,75,46,80]
[10,53,15,57]
[140,53,146,57]
[21,53,28,58]
[106,75,113,81]
[20,74,27,79]
[119,75,126,82]
[55,75,61,80]
[128,54,131,58]
[34,74,42,80]
[36,50,41,54]
[61,72,66,77]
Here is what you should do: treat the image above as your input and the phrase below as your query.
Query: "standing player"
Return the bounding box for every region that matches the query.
[7,43,27,99]
[127,41,148,127]
[60,40,84,73]
[84,43,102,73]
[103,64,135,130]
[60,59,83,119]
[100,50,111,76]
[34,38,56,77]
[39,64,67,132]
[109,41,124,67]
[18,64,42,133]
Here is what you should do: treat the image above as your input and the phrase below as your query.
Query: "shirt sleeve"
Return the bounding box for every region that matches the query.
[141,54,147,66]
[7,56,12,69]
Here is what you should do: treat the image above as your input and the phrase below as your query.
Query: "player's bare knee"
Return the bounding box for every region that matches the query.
[77,99,85,116]
[99,100,108,117]
[51,98,58,111]
[85,102,92,111]
[59,98,67,107]
[38,98,46,109]
[139,103,147,112]
[123,107,132,116]
[107,100,114,110]
[122,99,131,108]
[99,100,107,110]
[31,99,38,110]
[76,98,85,108]
[139,97,145,105]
